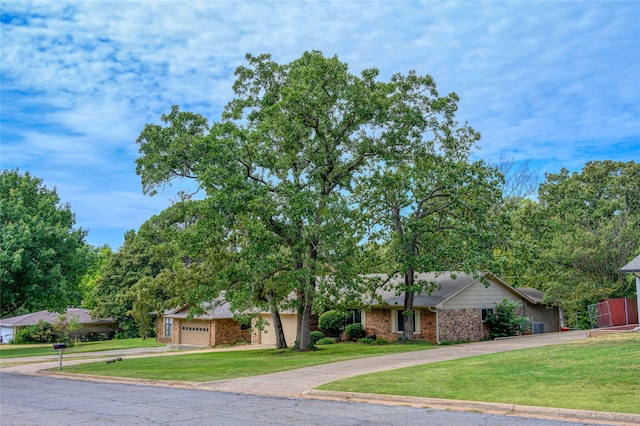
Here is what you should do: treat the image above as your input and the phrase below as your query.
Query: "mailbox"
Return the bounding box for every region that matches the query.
[53,343,67,350]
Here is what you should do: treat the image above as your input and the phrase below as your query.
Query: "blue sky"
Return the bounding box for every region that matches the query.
[1,1,639,250]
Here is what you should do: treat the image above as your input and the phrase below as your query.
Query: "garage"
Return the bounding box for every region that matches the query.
[258,314,298,347]
[180,320,211,346]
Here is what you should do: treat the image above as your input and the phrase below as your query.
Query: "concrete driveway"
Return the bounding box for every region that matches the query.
[196,331,589,396]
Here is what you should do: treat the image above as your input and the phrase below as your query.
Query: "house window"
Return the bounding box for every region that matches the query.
[164,318,173,338]
[482,308,494,322]
[346,309,362,325]
[395,310,420,333]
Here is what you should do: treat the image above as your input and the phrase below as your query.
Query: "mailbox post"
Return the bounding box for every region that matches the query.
[53,343,67,370]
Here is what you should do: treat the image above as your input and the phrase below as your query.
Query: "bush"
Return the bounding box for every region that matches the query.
[316,337,336,345]
[13,320,55,344]
[486,299,529,338]
[310,330,325,345]
[318,310,349,338]
[372,338,389,345]
[358,337,375,344]
[345,323,365,341]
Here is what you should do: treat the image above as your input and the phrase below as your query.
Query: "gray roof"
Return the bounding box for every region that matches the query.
[367,272,544,308]
[368,272,487,308]
[163,299,236,320]
[620,255,640,273]
[0,308,113,327]
[516,287,546,304]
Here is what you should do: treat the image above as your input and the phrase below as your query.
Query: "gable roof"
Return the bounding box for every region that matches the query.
[0,308,113,327]
[367,272,542,308]
[620,255,640,273]
[162,299,236,320]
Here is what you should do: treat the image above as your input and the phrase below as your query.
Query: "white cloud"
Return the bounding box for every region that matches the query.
[1,0,638,248]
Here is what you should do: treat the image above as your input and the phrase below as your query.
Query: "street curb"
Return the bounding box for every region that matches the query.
[306,390,640,425]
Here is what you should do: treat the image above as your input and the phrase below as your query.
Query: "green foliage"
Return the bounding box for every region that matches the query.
[0,170,91,317]
[345,323,365,341]
[372,338,390,345]
[485,299,529,338]
[358,337,375,344]
[315,337,335,345]
[52,314,82,347]
[353,98,503,342]
[497,161,640,326]
[13,320,55,344]
[309,330,325,345]
[135,51,488,351]
[318,310,349,338]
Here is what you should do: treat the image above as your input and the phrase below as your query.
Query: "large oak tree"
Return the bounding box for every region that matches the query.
[136,51,485,349]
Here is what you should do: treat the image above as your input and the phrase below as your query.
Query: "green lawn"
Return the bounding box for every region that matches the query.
[0,338,165,359]
[60,342,433,381]
[318,334,640,414]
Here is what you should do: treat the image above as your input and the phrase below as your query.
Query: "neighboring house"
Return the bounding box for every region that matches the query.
[358,272,559,344]
[0,308,118,343]
[620,254,640,330]
[156,300,250,346]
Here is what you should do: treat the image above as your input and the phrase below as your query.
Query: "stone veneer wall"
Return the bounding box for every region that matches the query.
[212,318,250,345]
[365,308,438,343]
[438,308,486,343]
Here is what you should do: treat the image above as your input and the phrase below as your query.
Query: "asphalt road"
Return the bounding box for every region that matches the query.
[0,373,587,426]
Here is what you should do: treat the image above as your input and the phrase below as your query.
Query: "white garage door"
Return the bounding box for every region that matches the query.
[259,314,297,347]
[180,320,211,346]
[1,326,13,343]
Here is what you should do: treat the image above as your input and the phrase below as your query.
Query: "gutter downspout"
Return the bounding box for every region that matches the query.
[429,306,439,344]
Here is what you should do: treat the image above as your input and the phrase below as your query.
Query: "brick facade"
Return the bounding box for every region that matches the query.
[156,317,249,346]
[438,308,488,343]
[212,318,250,345]
[364,308,438,343]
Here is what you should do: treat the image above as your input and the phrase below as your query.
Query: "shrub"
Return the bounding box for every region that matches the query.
[372,338,389,345]
[345,323,365,341]
[316,337,336,345]
[310,330,325,345]
[13,320,55,344]
[358,337,375,344]
[318,310,349,338]
[485,299,530,338]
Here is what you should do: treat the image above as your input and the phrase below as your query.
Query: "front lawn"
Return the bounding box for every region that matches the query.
[59,342,433,381]
[318,333,640,414]
[0,338,165,359]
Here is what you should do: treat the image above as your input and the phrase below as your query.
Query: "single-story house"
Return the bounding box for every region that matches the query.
[0,308,119,343]
[360,272,559,343]
[156,300,250,346]
[249,272,559,346]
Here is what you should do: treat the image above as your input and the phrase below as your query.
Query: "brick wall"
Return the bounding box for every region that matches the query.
[212,318,250,346]
[155,317,180,344]
[156,317,171,344]
[438,308,487,343]
[364,308,438,343]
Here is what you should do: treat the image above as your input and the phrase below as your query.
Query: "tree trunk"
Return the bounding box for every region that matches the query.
[266,291,287,349]
[402,269,416,341]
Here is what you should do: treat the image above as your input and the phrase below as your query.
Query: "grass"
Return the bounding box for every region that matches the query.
[318,333,640,414]
[0,338,165,359]
[59,341,434,381]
